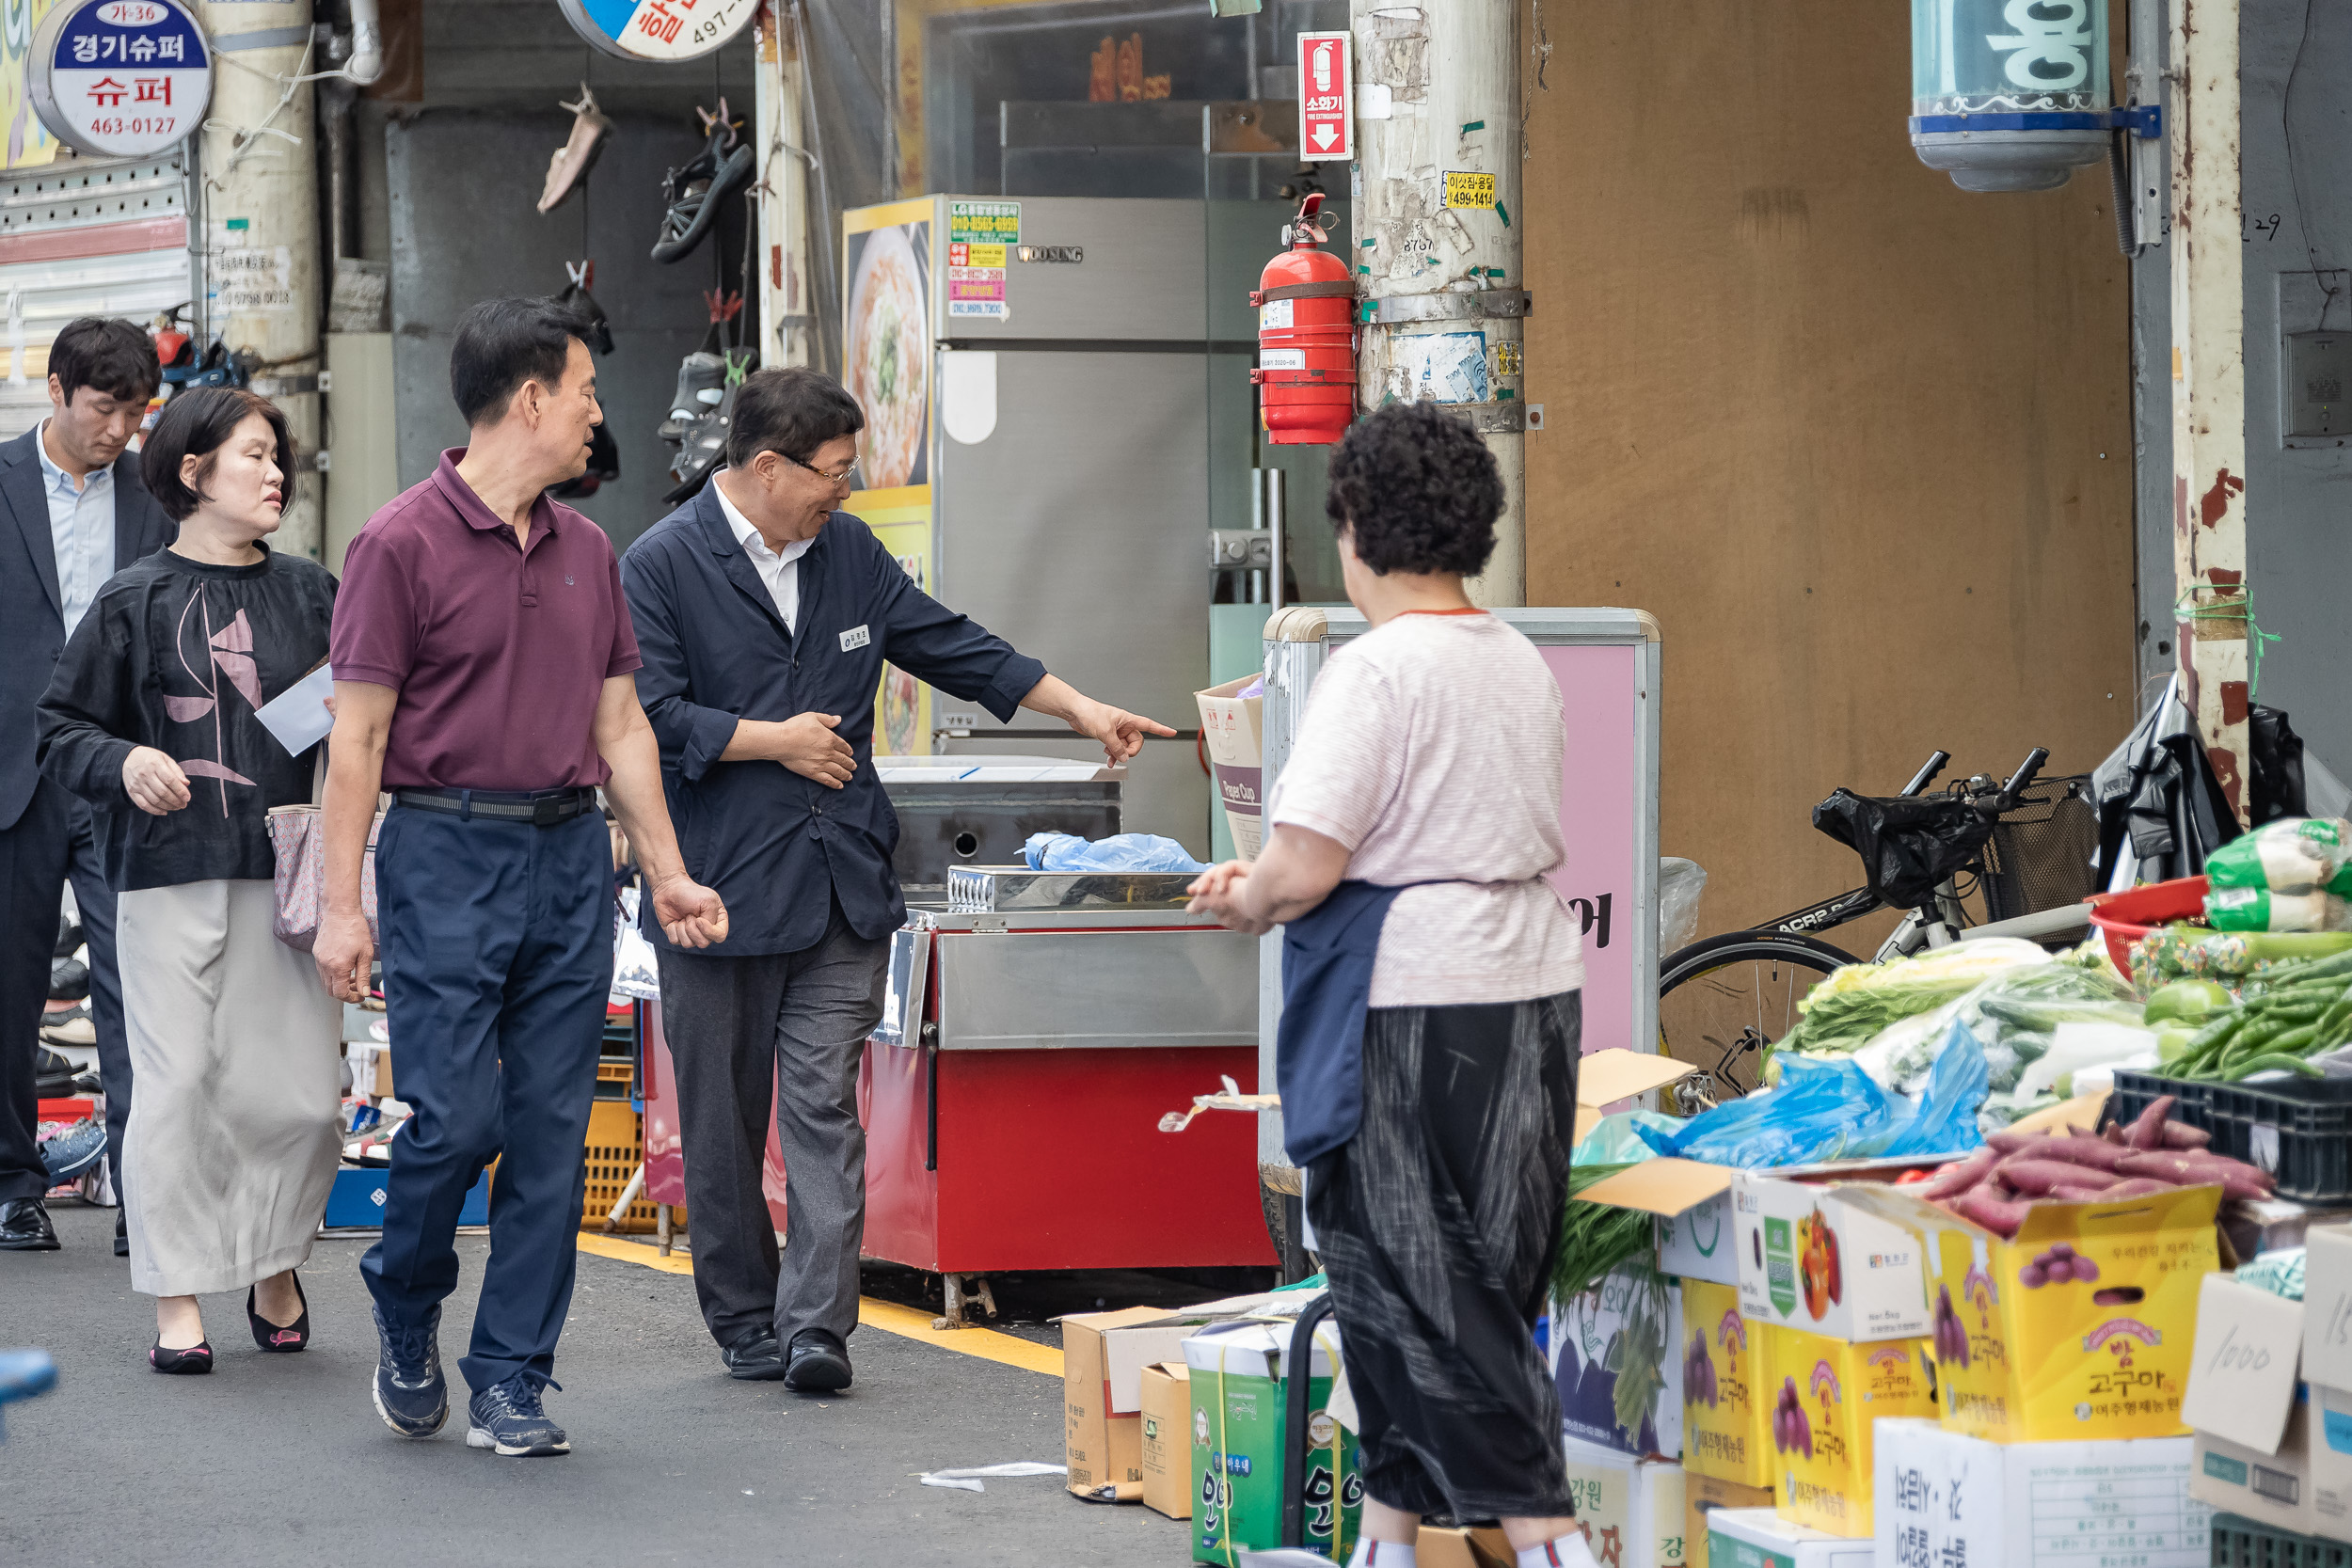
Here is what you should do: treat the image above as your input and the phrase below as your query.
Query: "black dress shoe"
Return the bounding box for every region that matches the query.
[783,1329,851,1392]
[721,1325,788,1381]
[0,1197,58,1251]
[115,1210,128,1258]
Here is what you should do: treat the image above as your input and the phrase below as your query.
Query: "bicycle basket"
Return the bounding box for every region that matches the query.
[1979,774,2099,922]
[1811,789,1996,911]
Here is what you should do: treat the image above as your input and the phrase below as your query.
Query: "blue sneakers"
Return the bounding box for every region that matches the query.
[370,1305,449,1439]
[466,1373,569,1458]
[39,1119,104,1185]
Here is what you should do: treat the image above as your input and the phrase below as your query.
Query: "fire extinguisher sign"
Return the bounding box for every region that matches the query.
[1296,30,1351,163]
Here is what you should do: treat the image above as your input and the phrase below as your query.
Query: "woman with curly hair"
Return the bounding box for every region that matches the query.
[1188,402,1591,1568]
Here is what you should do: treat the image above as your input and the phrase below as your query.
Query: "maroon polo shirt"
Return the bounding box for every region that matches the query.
[330,449,642,791]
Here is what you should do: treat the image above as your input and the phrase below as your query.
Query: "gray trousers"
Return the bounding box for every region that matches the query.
[656,904,888,1350]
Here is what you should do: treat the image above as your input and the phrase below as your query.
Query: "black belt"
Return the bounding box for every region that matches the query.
[392,787,598,827]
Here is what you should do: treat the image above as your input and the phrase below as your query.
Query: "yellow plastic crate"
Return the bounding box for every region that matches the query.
[582,1101,668,1233]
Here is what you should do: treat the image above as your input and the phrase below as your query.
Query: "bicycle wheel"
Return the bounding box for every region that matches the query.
[1658,932,1852,1106]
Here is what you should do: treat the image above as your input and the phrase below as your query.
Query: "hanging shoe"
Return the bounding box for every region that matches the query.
[664,350,753,504]
[651,100,752,265]
[539,85,612,214]
[49,955,87,1002]
[549,422,620,499]
[554,261,615,356]
[34,1048,76,1098]
[40,1015,94,1049]
[54,912,82,959]
[659,351,726,446]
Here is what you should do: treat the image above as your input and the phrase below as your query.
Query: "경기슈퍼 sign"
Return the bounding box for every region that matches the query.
[29,0,210,160]
[557,0,760,64]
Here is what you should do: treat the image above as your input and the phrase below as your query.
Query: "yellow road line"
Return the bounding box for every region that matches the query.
[574,1232,1063,1378]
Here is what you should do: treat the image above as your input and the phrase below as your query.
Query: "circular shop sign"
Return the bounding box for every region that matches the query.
[30,0,212,160]
[557,0,761,64]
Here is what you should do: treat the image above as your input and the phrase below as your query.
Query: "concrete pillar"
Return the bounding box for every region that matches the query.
[197,0,322,561]
[2168,0,2249,824]
[755,2,811,369]
[1348,0,1525,606]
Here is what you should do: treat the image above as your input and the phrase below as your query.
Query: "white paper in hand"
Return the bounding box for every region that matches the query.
[255,663,336,756]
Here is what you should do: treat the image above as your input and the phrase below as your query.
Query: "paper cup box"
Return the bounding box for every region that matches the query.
[1862,1184,2218,1444]
[1184,1320,1359,1563]
[1196,677,1265,861]
[1682,1278,1772,1488]
[1759,1323,1934,1537]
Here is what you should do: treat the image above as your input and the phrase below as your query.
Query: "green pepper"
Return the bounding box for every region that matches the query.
[2227,1053,2328,1081]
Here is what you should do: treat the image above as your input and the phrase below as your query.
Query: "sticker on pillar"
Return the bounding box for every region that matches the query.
[1394,333,1488,405]
[557,0,760,63]
[1441,171,1499,211]
[30,0,213,161]
[213,244,296,317]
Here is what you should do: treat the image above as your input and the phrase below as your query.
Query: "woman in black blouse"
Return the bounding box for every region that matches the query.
[39,388,341,1373]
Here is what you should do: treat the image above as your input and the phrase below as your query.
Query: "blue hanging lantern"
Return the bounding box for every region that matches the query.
[1911,0,2112,191]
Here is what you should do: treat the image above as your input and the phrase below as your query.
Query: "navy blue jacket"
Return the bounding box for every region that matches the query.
[620,485,1046,956]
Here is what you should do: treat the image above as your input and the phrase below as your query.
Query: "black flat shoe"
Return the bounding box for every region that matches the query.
[247,1274,310,1353]
[0,1197,57,1251]
[151,1338,213,1375]
[114,1211,127,1258]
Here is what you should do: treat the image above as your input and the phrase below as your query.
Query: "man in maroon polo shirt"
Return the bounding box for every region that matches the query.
[314,297,726,1460]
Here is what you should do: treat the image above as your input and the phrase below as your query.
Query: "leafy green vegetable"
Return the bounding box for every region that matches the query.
[1551,1164,1656,1306]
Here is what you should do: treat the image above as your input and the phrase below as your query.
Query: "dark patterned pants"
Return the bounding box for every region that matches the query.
[1306,991,1582,1522]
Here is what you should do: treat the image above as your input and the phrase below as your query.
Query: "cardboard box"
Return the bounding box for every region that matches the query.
[1683,1277,1773,1488]
[1555,1263,1685,1458]
[1185,1319,1358,1563]
[1661,1189,1740,1287]
[1836,1181,2219,1444]
[1874,1419,2210,1568]
[2304,1223,2352,1389]
[1196,676,1265,860]
[1560,1434,1687,1568]
[1734,1172,1929,1343]
[1707,1507,1874,1568]
[2183,1273,2315,1533]
[1758,1323,1933,1537]
[1064,1307,1179,1499]
[1139,1361,1192,1519]
[1686,1474,1774,1568]
[1416,1527,1514,1568]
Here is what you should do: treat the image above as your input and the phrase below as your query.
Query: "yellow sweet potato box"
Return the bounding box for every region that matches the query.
[1836,1180,2219,1445]
[1758,1323,1934,1538]
[1681,1278,1772,1488]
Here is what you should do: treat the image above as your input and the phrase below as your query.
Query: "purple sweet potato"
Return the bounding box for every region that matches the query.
[1920,1147,1999,1201]
[2160,1121,2213,1151]
[2113,1150,2276,1200]
[1997,1158,2122,1196]
[2127,1095,2178,1150]
[1949,1188,2031,1238]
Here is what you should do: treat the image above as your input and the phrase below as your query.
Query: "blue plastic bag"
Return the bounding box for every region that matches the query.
[1635,1053,1896,1168]
[1023,832,1206,875]
[1869,1020,1990,1160]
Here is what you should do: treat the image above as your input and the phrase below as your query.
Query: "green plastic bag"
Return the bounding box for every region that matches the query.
[2206,816,2352,895]
[2206,883,2352,933]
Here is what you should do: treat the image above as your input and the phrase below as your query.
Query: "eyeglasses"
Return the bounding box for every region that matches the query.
[786,451,859,486]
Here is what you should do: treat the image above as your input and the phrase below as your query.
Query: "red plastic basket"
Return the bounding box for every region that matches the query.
[2086,875,2210,973]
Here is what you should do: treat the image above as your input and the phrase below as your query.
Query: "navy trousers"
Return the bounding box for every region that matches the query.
[0,784,128,1205]
[360,805,612,1394]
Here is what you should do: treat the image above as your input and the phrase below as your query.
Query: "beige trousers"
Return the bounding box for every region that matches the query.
[118,879,342,1298]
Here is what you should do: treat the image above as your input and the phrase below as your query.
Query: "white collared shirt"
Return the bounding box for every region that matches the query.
[713,472,814,635]
[38,419,115,638]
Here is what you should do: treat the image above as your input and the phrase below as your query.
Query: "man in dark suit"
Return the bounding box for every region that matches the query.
[620,368,1168,1389]
[0,318,170,1252]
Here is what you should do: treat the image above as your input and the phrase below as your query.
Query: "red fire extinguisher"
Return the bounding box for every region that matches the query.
[1250,193,1355,446]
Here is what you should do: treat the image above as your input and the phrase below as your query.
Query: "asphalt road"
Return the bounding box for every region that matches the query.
[0,1203,1216,1566]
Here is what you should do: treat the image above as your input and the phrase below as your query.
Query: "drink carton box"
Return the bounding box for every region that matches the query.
[1184,1319,1359,1563]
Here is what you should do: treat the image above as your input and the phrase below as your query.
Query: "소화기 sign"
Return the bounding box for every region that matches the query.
[556,0,760,64]
[1296,30,1350,162]
[29,0,210,160]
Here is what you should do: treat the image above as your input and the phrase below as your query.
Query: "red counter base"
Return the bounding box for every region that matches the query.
[860,1042,1276,1275]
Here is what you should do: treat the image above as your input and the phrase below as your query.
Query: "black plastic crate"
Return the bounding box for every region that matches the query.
[2205,1072,2352,1203]
[2212,1512,2352,1568]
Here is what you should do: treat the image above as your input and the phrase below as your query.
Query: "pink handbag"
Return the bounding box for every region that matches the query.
[266,804,382,952]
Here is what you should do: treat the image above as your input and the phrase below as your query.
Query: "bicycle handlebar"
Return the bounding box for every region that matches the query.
[1899,752,1951,798]
[1994,748,2050,812]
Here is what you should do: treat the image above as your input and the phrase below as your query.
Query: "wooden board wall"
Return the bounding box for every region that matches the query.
[1523,0,2138,946]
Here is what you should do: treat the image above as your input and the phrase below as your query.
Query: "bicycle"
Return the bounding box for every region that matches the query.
[1657,747,2100,1108]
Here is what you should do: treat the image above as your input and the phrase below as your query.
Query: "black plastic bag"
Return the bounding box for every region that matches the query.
[2249,705,2309,826]
[1812,790,1996,911]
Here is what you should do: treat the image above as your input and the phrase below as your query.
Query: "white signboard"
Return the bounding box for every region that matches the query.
[1296,30,1351,162]
[557,0,760,64]
[30,0,212,160]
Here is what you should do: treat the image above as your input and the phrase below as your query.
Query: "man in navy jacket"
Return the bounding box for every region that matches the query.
[620,368,1168,1389]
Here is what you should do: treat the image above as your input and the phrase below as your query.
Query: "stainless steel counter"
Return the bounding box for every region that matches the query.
[878,899,1256,1053]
